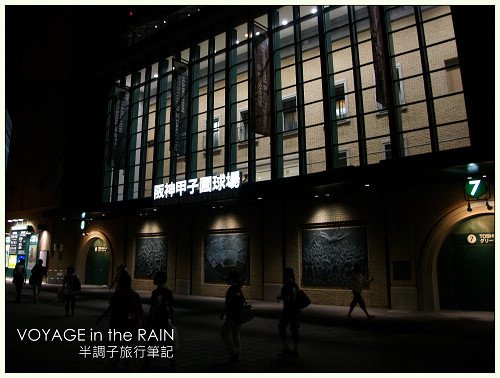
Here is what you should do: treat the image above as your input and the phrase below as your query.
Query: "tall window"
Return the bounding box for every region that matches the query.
[103,6,470,203]
[382,142,392,160]
[213,118,220,147]
[335,81,347,119]
[338,149,349,167]
[204,118,221,148]
[283,97,298,131]
[238,110,249,142]
[445,57,463,93]
[376,64,405,110]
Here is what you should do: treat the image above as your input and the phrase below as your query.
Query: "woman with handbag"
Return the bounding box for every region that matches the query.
[220,271,245,363]
[277,267,300,359]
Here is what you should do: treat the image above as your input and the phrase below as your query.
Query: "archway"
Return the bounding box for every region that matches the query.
[421,201,494,311]
[76,231,114,286]
[437,214,494,311]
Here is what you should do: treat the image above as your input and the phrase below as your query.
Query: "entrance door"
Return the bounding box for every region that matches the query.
[452,244,494,311]
[438,215,494,311]
[85,239,110,285]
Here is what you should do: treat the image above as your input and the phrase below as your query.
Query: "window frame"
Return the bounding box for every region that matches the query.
[334,79,349,121]
[282,94,298,133]
[375,63,405,113]
[238,109,249,143]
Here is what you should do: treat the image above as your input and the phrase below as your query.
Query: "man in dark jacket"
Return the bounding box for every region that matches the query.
[30,259,47,303]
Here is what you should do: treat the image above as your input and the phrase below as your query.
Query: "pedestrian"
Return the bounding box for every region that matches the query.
[277,267,301,359]
[96,273,144,372]
[97,273,144,330]
[142,271,176,371]
[13,258,27,303]
[29,259,47,303]
[148,271,175,329]
[346,264,375,319]
[220,271,245,363]
[62,266,81,316]
[109,264,129,291]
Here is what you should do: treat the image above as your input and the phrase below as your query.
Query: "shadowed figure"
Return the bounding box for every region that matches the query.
[220,271,245,363]
[277,267,301,359]
[346,264,375,319]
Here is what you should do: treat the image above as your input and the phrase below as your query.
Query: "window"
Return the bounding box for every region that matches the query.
[284,153,300,177]
[445,57,463,93]
[283,97,298,131]
[376,64,405,111]
[238,110,249,142]
[203,117,221,148]
[381,137,406,161]
[382,142,392,160]
[338,149,349,167]
[213,118,220,147]
[335,81,348,119]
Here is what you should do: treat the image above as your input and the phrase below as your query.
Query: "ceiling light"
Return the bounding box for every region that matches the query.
[282,20,288,26]
[311,8,318,14]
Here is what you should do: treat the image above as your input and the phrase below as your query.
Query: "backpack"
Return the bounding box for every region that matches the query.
[14,264,25,278]
[13,264,25,283]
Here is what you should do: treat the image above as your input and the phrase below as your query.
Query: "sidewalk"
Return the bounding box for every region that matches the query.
[41,282,495,324]
[4,282,495,373]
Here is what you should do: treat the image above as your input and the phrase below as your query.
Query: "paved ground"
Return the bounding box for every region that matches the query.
[3,282,495,373]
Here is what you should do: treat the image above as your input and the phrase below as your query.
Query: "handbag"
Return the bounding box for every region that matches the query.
[295,289,311,309]
[239,303,254,324]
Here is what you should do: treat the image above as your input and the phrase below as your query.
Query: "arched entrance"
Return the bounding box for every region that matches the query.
[437,214,494,311]
[85,238,111,285]
[421,202,495,311]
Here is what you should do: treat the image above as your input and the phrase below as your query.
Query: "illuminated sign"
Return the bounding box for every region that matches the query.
[94,246,108,252]
[454,233,495,245]
[153,171,241,200]
[464,179,488,199]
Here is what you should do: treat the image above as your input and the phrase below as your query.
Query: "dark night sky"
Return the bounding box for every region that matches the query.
[5,6,132,210]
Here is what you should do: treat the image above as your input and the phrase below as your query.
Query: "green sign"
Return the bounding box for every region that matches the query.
[464,179,487,199]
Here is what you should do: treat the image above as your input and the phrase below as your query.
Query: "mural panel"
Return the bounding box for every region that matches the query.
[302,226,367,287]
[135,235,168,279]
[204,232,249,284]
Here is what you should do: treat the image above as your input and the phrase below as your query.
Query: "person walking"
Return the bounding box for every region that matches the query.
[62,266,81,316]
[220,271,245,363]
[13,258,27,303]
[142,271,176,371]
[108,264,129,292]
[97,273,144,372]
[346,264,375,319]
[277,267,301,359]
[29,259,47,303]
[97,273,144,329]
